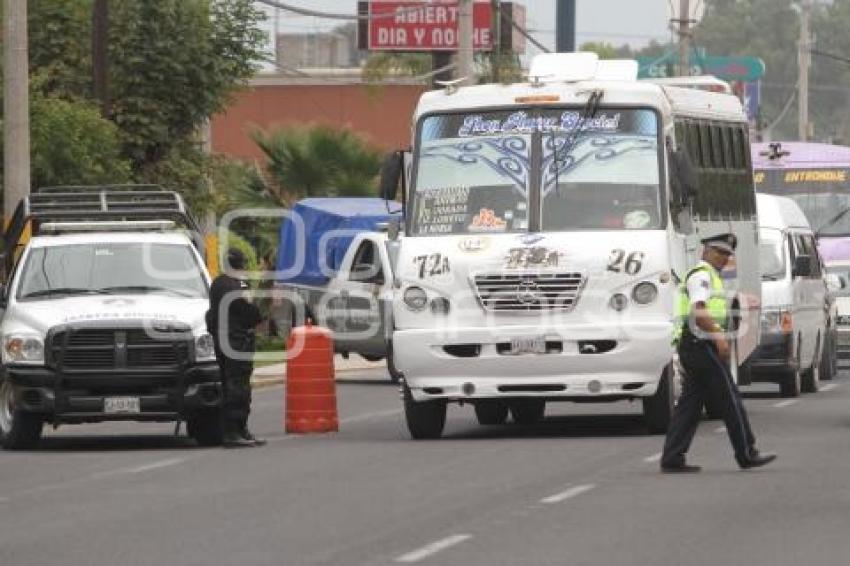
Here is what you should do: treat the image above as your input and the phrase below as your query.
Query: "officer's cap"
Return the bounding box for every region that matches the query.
[701,233,737,254]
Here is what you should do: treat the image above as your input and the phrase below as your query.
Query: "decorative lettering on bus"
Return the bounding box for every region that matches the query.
[458,111,622,137]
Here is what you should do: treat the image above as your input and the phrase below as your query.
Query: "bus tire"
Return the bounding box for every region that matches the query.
[509,399,545,425]
[403,384,446,440]
[643,363,675,434]
[779,367,802,398]
[474,401,509,425]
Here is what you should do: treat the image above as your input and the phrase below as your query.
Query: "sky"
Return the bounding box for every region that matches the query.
[257,0,677,58]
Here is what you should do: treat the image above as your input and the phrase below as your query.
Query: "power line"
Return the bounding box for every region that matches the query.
[810,48,850,66]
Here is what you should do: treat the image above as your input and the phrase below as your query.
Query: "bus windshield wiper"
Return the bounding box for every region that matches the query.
[22,287,109,299]
[97,285,196,297]
[815,206,850,237]
[552,89,604,197]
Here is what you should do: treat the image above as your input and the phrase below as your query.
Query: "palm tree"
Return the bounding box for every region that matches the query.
[250,125,382,205]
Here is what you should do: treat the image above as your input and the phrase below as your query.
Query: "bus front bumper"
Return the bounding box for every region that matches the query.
[393,323,673,402]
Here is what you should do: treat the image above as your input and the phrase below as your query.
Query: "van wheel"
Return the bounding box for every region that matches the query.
[643,363,674,434]
[386,344,402,384]
[403,384,446,440]
[0,381,43,450]
[474,401,509,425]
[509,400,545,425]
[187,409,224,446]
[780,367,802,397]
[802,348,821,394]
[820,331,836,381]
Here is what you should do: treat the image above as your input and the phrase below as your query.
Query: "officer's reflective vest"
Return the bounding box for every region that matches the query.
[673,262,727,344]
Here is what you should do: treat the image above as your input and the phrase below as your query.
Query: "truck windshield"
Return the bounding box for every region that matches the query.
[409,107,662,236]
[16,243,208,301]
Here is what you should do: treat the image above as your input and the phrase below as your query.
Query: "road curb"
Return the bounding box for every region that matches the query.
[251,362,388,389]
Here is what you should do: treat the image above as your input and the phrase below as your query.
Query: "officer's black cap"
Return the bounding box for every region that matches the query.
[701,233,737,254]
[227,248,246,269]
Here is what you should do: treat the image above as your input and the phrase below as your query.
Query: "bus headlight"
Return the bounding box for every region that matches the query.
[430,297,451,315]
[403,286,428,311]
[632,282,658,305]
[5,336,44,363]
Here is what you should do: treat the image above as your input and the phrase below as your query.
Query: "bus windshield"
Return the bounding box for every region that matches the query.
[409,107,662,236]
[755,168,850,236]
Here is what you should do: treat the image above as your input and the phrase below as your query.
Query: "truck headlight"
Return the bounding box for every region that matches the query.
[195,333,216,362]
[5,336,44,363]
[761,309,792,334]
[403,286,428,311]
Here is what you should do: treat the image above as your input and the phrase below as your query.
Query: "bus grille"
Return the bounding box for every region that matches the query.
[473,272,585,312]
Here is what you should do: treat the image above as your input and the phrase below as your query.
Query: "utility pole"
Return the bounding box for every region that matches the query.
[677,0,691,76]
[92,0,110,117]
[798,0,812,141]
[555,0,576,52]
[4,0,31,221]
[457,0,475,85]
[490,0,501,83]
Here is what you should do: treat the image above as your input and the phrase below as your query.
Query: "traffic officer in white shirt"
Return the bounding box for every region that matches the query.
[661,233,777,473]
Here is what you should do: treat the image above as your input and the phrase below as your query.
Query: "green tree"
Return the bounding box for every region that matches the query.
[251,125,382,205]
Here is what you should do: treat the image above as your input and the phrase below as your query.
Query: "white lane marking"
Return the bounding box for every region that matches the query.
[821,384,839,392]
[714,426,726,434]
[643,452,661,463]
[395,534,473,563]
[540,483,597,504]
[773,399,798,408]
[92,457,187,478]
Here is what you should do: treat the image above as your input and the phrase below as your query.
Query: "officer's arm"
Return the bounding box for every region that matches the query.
[693,301,730,358]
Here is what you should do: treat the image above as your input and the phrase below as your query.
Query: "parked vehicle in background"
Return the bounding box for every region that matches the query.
[381,52,762,439]
[0,186,221,449]
[750,194,833,397]
[274,198,402,381]
[823,260,850,361]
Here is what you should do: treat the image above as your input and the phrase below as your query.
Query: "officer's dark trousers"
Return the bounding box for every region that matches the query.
[661,335,756,467]
[216,351,254,434]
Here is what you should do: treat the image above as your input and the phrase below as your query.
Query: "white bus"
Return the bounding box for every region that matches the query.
[381,53,761,439]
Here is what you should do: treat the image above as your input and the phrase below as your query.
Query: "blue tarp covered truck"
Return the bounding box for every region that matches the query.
[275,198,402,380]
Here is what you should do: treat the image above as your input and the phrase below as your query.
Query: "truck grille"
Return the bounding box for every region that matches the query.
[50,327,190,371]
[473,272,585,312]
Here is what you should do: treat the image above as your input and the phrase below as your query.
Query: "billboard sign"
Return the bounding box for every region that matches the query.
[366,1,494,51]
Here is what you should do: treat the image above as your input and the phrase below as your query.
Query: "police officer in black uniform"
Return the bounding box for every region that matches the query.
[207,248,265,448]
[661,234,777,473]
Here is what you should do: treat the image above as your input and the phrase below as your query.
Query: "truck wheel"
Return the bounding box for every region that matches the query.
[509,400,545,425]
[474,401,509,425]
[0,381,43,450]
[187,410,224,446]
[403,384,446,440]
[643,363,674,434]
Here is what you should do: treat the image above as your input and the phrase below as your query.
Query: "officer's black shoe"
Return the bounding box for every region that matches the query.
[737,452,777,470]
[240,428,267,447]
[660,463,702,474]
[222,432,255,448]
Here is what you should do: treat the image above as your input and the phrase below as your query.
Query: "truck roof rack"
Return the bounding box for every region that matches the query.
[2,185,202,278]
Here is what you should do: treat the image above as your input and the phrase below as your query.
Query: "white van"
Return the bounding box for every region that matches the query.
[750,193,830,396]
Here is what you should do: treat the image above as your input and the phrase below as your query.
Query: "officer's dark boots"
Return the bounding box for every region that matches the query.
[737,450,777,470]
[239,427,266,446]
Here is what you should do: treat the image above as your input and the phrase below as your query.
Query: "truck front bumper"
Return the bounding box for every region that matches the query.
[393,322,673,402]
[3,363,222,423]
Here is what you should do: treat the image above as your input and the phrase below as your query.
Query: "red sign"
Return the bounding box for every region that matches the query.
[368,1,494,51]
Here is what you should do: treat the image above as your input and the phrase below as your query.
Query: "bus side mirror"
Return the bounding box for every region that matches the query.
[379,150,404,201]
[670,148,698,200]
[793,255,812,278]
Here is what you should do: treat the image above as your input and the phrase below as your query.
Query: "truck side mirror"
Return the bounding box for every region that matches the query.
[670,147,698,201]
[351,263,384,286]
[793,255,812,278]
[379,151,403,201]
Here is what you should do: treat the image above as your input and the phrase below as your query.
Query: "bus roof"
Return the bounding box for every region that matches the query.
[752,141,850,169]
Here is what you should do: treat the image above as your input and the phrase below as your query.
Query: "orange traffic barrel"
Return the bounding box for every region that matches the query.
[285,321,338,433]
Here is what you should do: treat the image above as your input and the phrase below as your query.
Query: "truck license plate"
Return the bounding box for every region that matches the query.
[104,397,141,414]
[509,336,547,355]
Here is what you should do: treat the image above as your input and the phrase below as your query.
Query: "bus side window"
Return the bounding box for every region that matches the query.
[711,125,725,169]
[699,123,713,168]
[686,123,701,165]
[721,127,734,170]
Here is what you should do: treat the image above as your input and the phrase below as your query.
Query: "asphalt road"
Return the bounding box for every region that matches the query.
[2,368,850,566]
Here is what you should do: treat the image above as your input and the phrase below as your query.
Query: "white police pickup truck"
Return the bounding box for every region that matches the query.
[0,186,222,449]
